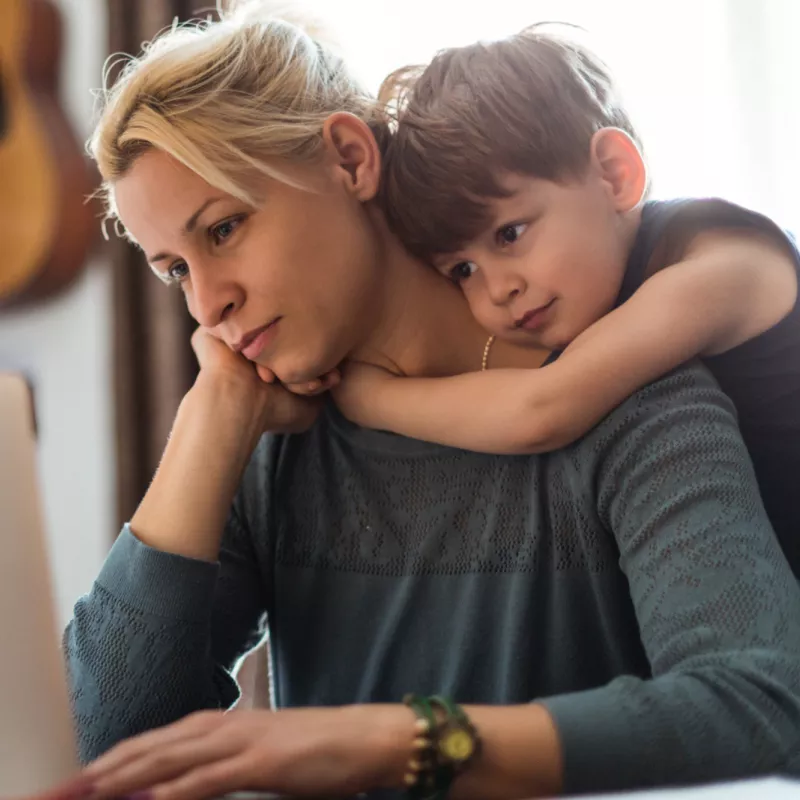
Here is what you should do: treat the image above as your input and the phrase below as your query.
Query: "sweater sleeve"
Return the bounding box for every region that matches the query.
[541,362,800,794]
[64,499,269,764]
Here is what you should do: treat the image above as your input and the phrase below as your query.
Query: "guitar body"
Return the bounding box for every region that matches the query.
[0,0,97,308]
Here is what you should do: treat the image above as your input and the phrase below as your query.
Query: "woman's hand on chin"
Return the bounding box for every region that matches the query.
[190,328,322,437]
[78,706,411,800]
[282,367,342,397]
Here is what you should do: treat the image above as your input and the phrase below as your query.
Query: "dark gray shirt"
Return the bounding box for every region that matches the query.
[65,362,800,795]
[618,198,800,571]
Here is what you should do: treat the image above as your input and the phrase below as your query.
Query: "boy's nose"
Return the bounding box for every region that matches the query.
[485,268,526,306]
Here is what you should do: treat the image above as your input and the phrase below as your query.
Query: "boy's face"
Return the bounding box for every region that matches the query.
[433,172,636,351]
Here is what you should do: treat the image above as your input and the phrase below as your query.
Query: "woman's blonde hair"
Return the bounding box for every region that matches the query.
[91,0,389,226]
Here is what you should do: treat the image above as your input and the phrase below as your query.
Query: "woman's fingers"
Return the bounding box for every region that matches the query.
[191,326,339,397]
[24,776,95,800]
[90,740,239,799]
[87,729,243,798]
[140,754,255,800]
[321,369,341,389]
[84,712,220,779]
[255,364,276,383]
[189,328,227,363]
[285,368,341,396]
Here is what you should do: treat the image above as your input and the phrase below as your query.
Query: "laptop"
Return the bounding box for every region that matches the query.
[0,373,280,798]
[0,373,79,795]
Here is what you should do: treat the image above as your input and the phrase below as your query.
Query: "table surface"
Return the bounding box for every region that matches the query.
[218,777,800,799]
[572,777,799,799]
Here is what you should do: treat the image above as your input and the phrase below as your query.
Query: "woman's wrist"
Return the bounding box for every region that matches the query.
[189,370,267,455]
[129,376,260,561]
[355,700,563,800]
[451,704,563,799]
[333,704,415,791]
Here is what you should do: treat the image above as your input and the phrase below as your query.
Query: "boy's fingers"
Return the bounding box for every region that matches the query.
[255,365,276,384]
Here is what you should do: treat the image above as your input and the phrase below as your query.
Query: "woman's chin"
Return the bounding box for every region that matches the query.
[270,354,338,387]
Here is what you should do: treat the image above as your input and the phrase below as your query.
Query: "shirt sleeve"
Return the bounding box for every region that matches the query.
[540,361,800,794]
[63,497,269,764]
[618,197,800,306]
[659,197,798,263]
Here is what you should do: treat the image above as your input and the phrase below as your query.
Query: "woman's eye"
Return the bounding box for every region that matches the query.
[210,216,243,245]
[497,223,527,247]
[167,261,189,284]
[449,261,477,283]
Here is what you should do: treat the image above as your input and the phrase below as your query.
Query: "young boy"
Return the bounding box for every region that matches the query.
[333,25,800,573]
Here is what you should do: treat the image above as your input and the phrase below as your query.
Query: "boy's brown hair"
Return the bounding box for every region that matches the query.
[378,25,642,262]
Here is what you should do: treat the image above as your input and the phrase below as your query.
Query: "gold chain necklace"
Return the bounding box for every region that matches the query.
[481,335,496,371]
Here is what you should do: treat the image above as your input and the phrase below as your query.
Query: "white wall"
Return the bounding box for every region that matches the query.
[0,0,112,627]
[315,0,798,221]
[2,0,795,629]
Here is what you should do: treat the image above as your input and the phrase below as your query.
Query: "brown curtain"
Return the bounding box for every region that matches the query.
[107,2,271,706]
[108,0,210,526]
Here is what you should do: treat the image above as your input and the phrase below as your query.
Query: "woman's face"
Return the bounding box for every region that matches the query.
[114,148,383,384]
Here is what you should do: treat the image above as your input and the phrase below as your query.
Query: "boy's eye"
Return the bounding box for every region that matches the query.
[449,261,477,283]
[210,216,244,245]
[497,223,527,246]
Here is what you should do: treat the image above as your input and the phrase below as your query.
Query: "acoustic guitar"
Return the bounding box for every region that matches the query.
[0,0,97,308]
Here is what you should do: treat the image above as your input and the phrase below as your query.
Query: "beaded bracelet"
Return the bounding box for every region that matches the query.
[403,694,481,799]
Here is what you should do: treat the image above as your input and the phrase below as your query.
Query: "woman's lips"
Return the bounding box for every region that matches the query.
[237,319,281,361]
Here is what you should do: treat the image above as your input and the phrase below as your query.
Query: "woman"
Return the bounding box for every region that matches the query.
[58,3,800,799]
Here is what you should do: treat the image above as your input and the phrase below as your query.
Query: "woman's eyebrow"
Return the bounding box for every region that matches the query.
[146,196,226,263]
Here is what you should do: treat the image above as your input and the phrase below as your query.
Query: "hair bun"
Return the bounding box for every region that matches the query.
[220,0,343,54]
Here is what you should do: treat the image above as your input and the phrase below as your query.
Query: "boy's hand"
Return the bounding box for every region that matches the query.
[332,361,397,429]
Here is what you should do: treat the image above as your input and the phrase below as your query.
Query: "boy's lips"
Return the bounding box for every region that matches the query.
[514,299,555,331]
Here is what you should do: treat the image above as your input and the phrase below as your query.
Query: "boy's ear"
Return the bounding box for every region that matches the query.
[321,112,381,202]
[590,128,647,212]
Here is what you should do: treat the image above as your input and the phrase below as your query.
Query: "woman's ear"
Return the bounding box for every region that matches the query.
[321,112,382,202]
[590,128,647,212]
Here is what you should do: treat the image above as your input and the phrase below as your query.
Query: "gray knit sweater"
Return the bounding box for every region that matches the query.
[65,362,800,795]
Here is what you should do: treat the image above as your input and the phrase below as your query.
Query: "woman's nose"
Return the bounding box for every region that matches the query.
[188,265,241,328]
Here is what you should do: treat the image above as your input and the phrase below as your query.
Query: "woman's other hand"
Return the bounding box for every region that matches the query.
[80,707,410,800]
[13,777,94,800]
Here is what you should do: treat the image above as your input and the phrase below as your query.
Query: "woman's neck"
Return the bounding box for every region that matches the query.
[350,216,547,377]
